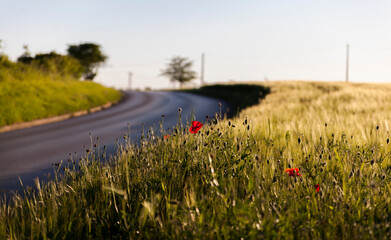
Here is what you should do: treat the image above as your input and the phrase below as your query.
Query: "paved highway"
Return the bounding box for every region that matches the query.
[0,91,229,190]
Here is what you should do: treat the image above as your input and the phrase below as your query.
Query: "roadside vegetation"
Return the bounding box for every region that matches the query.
[2,81,391,239]
[0,52,121,128]
[183,83,271,116]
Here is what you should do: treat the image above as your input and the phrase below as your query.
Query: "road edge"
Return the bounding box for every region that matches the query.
[0,91,128,134]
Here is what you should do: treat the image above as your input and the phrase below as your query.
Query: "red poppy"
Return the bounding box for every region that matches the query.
[164,135,170,139]
[285,168,301,177]
[189,121,203,134]
[315,184,320,192]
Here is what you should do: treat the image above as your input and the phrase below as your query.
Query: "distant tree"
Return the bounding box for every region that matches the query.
[0,39,3,55]
[17,45,33,64]
[67,43,107,81]
[0,40,8,65]
[161,56,197,88]
[32,51,84,79]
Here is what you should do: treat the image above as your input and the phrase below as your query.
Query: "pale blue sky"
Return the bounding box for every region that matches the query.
[1,0,391,89]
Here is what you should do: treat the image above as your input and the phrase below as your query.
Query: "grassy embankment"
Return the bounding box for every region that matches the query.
[0,56,122,128]
[2,81,391,239]
[182,84,270,116]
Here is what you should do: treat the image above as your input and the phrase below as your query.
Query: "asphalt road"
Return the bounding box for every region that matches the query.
[0,91,229,191]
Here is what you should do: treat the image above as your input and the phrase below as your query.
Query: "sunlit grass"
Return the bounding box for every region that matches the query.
[1,81,391,239]
[0,60,122,127]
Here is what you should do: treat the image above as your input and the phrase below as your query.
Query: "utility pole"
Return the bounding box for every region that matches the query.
[128,72,132,90]
[201,53,205,86]
[345,44,349,83]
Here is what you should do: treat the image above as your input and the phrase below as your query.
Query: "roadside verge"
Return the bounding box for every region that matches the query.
[0,93,126,133]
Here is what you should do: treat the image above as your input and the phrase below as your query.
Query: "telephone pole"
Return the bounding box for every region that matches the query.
[201,53,205,85]
[128,72,132,90]
[345,44,349,83]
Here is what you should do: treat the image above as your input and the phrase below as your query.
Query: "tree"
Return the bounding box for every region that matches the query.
[16,46,84,79]
[67,43,107,81]
[32,52,84,79]
[161,56,197,88]
[17,45,33,64]
[0,39,3,55]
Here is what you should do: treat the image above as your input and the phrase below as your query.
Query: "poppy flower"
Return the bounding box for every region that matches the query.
[315,184,320,192]
[164,135,170,139]
[189,121,203,134]
[285,168,301,177]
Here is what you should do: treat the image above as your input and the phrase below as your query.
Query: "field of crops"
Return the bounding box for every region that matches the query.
[1,81,391,239]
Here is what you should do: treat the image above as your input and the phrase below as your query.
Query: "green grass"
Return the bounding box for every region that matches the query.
[0,56,122,127]
[2,81,391,239]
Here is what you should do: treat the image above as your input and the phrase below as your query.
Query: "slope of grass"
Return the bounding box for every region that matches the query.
[2,81,391,239]
[0,57,122,127]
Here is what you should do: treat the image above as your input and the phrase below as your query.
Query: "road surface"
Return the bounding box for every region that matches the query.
[0,91,229,191]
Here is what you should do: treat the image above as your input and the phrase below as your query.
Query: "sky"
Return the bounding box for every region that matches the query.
[1,0,391,89]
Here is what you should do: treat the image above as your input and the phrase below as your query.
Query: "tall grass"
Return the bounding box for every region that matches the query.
[0,56,121,127]
[1,81,391,239]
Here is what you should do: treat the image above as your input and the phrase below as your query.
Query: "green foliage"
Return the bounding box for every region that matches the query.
[183,84,271,116]
[16,48,85,79]
[161,56,197,87]
[0,55,15,70]
[67,43,107,81]
[31,51,84,79]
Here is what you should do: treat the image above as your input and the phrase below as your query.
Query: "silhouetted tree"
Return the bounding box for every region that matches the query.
[161,56,197,88]
[17,45,33,64]
[67,43,107,81]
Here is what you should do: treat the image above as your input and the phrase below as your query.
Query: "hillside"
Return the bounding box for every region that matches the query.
[0,56,122,128]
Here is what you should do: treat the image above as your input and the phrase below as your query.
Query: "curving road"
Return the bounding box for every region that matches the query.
[0,91,229,191]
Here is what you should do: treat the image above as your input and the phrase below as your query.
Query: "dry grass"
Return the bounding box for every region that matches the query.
[1,81,391,239]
